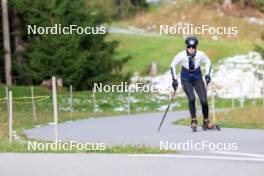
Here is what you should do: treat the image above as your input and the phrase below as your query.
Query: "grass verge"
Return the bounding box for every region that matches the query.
[173,106,264,129]
[0,140,175,154]
[1,84,263,152]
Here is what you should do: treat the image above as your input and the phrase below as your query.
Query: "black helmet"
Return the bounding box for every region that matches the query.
[185,36,198,48]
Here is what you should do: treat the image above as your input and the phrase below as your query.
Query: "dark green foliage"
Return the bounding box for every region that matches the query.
[255,0,264,12]
[254,29,264,59]
[0,5,4,83]
[255,45,264,59]
[113,0,148,19]
[8,0,130,89]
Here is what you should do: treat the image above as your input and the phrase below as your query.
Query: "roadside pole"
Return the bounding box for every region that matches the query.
[253,75,256,106]
[231,82,235,109]
[69,85,73,117]
[263,72,264,118]
[8,91,12,143]
[31,86,37,120]
[240,81,244,108]
[52,77,59,142]
[92,86,96,112]
[128,86,131,115]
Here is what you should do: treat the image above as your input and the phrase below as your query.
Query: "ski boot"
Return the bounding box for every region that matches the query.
[202,119,221,131]
[191,119,197,132]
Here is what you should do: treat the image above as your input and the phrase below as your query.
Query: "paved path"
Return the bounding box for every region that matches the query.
[1,153,264,176]
[24,111,264,155]
[108,27,161,37]
[3,111,263,176]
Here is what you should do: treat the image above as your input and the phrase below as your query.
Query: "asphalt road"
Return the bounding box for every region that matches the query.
[3,111,263,176]
[1,153,264,176]
[24,111,264,155]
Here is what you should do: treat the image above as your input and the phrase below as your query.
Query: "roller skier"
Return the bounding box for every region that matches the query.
[170,36,220,132]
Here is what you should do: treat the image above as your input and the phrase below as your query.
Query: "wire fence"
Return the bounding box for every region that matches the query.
[1,74,264,143]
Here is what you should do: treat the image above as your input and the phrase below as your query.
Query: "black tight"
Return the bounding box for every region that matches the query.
[181,79,208,120]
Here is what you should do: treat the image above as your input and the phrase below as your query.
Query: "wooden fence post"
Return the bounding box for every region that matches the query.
[31,86,37,120]
[52,77,59,142]
[8,91,12,143]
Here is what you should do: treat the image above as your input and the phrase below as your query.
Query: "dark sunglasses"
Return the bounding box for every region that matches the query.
[187,45,196,49]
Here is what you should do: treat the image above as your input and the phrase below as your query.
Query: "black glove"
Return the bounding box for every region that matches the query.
[172,79,178,91]
[205,75,211,84]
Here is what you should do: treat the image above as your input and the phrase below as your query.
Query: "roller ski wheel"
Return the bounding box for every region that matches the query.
[202,120,221,131]
[191,119,197,132]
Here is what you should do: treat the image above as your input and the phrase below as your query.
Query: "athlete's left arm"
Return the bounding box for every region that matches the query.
[201,51,211,76]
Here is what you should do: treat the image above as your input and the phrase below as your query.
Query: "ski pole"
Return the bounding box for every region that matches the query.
[206,81,209,90]
[157,91,176,132]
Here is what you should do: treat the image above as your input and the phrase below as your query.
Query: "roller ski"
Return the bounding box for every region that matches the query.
[191,119,197,132]
[202,119,221,131]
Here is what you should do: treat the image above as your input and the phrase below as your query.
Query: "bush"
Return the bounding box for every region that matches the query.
[10,0,131,90]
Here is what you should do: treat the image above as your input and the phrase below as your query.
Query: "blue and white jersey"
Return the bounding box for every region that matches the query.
[170,50,211,81]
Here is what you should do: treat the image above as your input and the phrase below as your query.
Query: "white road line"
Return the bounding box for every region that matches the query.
[130,154,264,162]
[210,151,264,158]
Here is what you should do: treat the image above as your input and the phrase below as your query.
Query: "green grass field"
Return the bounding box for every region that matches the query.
[0,84,177,153]
[0,82,263,152]
[0,84,262,133]
[127,1,264,42]
[108,33,253,75]
[174,106,264,129]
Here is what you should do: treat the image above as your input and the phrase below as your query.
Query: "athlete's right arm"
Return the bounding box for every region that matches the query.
[170,53,182,80]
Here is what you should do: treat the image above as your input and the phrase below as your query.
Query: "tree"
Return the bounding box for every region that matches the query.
[12,7,27,84]
[113,0,148,19]
[0,4,4,83]
[1,0,12,85]
[10,0,130,89]
[256,0,264,12]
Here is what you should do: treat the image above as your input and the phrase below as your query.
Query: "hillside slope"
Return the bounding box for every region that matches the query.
[126,2,264,41]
